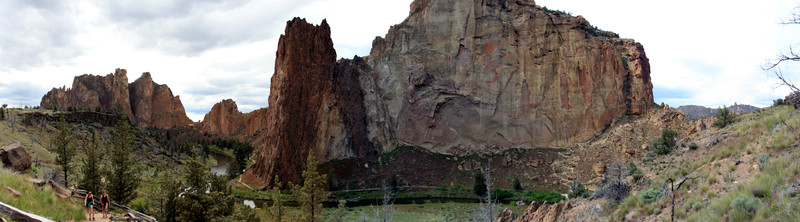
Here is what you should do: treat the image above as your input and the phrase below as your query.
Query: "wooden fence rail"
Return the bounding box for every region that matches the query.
[0,201,54,222]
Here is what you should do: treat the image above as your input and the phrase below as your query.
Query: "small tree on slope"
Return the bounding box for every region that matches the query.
[291,149,327,222]
[107,117,141,205]
[51,117,76,188]
[79,131,103,194]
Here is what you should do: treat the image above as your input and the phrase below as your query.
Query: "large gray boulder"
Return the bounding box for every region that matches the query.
[1,142,32,172]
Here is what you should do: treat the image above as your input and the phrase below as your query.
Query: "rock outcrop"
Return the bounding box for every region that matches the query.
[0,142,32,172]
[200,99,246,137]
[363,0,653,153]
[129,72,193,129]
[40,69,192,129]
[786,92,800,108]
[499,200,605,222]
[677,104,758,120]
[248,18,374,187]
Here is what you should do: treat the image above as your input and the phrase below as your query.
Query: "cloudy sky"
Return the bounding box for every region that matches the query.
[0,0,798,121]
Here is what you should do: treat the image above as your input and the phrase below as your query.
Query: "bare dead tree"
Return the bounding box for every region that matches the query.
[473,161,496,222]
[780,6,800,25]
[664,176,697,222]
[371,180,396,222]
[590,160,629,203]
[765,6,800,93]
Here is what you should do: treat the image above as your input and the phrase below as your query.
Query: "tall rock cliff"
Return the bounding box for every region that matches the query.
[246,0,654,187]
[362,0,653,153]
[40,68,193,129]
[129,72,193,129]
[248,18,374,186]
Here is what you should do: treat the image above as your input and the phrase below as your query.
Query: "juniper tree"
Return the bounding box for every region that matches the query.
[713,106,735,128]
[51,117,76,187]
[107,117,141,205]
[79,131,103,194]
[291,149,327,222]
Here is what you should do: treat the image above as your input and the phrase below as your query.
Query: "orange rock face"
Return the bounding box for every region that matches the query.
[200,99,246,137]
[129,72,193,129]
[40,69,192,129]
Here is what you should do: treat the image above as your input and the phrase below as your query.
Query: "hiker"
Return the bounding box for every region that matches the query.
[85,191,95,220]
[100,190,110,218]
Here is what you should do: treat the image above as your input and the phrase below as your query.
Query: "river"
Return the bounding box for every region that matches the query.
[210,152,231,176]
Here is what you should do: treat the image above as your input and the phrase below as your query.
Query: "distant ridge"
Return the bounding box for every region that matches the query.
[677,104,758,120]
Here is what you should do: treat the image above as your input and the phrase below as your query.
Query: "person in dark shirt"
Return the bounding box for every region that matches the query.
[100,190,111,218]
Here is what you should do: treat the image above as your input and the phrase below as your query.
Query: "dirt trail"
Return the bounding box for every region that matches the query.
[79,210,110,222]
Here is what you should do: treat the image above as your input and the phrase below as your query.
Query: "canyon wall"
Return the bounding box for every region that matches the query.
[246,0,653,186]
[40,68,193,129]
[363,0,653,153]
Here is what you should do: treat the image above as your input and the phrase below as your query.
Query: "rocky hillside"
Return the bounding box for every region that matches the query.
[499,105,800,221]
[245,0,654,186]
[677,104,758,120]
[40,69,193,129]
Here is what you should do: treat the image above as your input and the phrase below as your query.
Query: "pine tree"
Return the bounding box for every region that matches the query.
[177,157,211,222]
[176,157,235,221]
[291,149,327,222]
[473,171,487,197]
[153,171,181,222]
[713,106,735,128]
[265,175,285,222]
[51,117,76,188]
[107,117,141,205]
[79,131,103,194]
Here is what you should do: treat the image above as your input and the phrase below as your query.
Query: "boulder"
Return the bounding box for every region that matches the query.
[495,208,514,222]
[787,92,800,108]
[0,142,32,172]
[593,162,606,176]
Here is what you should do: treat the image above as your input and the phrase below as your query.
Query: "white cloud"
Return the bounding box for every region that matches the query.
[0,0,412,121]
[537,0,800,108]
[2,0,797,121]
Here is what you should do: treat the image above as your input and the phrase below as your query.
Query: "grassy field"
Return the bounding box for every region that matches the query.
[0,167,85,221]
[254,202,529,222]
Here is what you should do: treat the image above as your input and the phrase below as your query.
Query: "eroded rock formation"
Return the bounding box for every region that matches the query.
[363,0,653,153]
[248,18,374,187]
[129,72,193,129]
[40,69,192,129]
